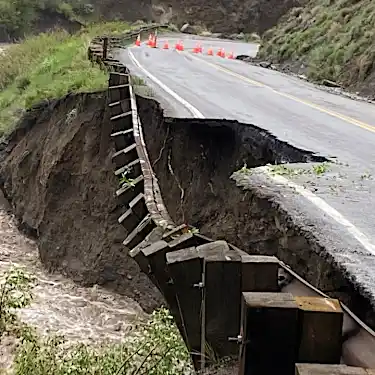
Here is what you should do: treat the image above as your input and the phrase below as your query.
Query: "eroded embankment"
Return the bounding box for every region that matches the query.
[137,96,375,329]
[0,91,163,312]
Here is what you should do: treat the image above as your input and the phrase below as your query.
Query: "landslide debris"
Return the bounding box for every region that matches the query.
[258,0,375,96]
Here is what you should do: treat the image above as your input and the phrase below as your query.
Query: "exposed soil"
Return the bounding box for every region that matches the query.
[0,91,163,313]
[138,96,375,330]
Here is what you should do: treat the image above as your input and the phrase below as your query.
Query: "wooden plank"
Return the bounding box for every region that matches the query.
[295,296,343,363]
[295,364,367,375]
[142,239,183,335]
[240,292,299,375]
[240,255,279,292]
[202,242,242,360]
[166,247,203,369]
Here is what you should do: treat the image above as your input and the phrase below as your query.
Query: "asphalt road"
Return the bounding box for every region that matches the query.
[118,36,375,281]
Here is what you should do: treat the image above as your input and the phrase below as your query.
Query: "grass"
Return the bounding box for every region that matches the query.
[0,22,131,136]
[270,162,330,177]
[0,267,192,375]
[258,0,375,91]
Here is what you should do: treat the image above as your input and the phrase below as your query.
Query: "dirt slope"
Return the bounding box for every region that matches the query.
[258,0,375,95]
[152,0,306,34]
[0,91,162,312]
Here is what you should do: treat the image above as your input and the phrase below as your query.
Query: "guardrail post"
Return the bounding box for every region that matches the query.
[239,292,299,375]
[166,247,203,370]
[198,241,242,363]
[103,37,108,60]
[295,296,343,363]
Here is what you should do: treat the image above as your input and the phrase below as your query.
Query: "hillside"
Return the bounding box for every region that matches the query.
[0,0,305,42]
[258,0,375,96]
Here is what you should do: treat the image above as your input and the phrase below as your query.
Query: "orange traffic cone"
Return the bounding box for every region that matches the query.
[216,48,223,57]
[147,34,153,46]
[220,48,225,58]
[163,41,169,49]
[151,35,157,48]
[193,42,202,53]
[227,51,234,59]
[207,47,213,56]
[135,34,141,47]
[175,41,180,50]
[176,40,184,51]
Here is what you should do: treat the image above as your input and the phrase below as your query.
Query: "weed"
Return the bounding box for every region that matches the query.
[269,164,306,176]
[0,266,34,337]
[270,162,330,177]
[119,169,135,187]
[14,308,192,375]
[312,162,330,175]
[188,227,199,234]
[238,163,252,175]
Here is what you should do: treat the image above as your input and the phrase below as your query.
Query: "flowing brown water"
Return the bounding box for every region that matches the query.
[0,194,145,369]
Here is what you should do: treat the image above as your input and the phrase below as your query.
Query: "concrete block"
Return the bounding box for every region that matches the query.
[240,292,299,375]
[295,296,343,363]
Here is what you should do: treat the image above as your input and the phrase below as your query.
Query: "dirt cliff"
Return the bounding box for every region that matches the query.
[0,91,163,312]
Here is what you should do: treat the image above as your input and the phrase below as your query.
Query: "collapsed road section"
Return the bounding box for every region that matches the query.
[1,33,375,374]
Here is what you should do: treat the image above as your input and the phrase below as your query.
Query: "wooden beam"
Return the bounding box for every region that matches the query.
[240,292,299,375]
[295,296,343,363]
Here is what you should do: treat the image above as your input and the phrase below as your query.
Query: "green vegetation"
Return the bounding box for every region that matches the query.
[258,0,375,91]
[0,267,192,375]
[0,0,91,39]
[0,22,130,136]
[269,162,330,176]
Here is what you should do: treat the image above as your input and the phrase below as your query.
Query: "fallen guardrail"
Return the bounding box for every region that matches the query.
[88,32,375,375]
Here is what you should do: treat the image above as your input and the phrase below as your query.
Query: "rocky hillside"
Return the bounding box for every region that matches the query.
[258,0,375,96]
[152,0,306,34]
[1,0,305,41]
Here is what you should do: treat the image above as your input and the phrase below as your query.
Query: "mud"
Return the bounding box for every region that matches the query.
[0,91,163,313]
[138,96,375,330]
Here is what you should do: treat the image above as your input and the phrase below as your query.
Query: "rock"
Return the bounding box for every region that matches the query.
[322,79,341,88]
[259,61,272,68]
[180,23,199,34]
[200,31,212,37]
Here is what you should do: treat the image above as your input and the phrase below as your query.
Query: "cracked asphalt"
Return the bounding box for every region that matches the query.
[118,35,375,306]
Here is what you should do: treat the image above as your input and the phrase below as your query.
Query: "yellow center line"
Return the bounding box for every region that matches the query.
[187,53,375,134]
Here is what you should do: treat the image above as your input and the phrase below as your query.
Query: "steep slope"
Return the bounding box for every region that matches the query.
[152,0,305,34]
[258,0,375,95]
[1,0,304,42]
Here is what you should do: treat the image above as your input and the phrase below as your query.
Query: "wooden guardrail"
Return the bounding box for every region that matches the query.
[87,32,375,375]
